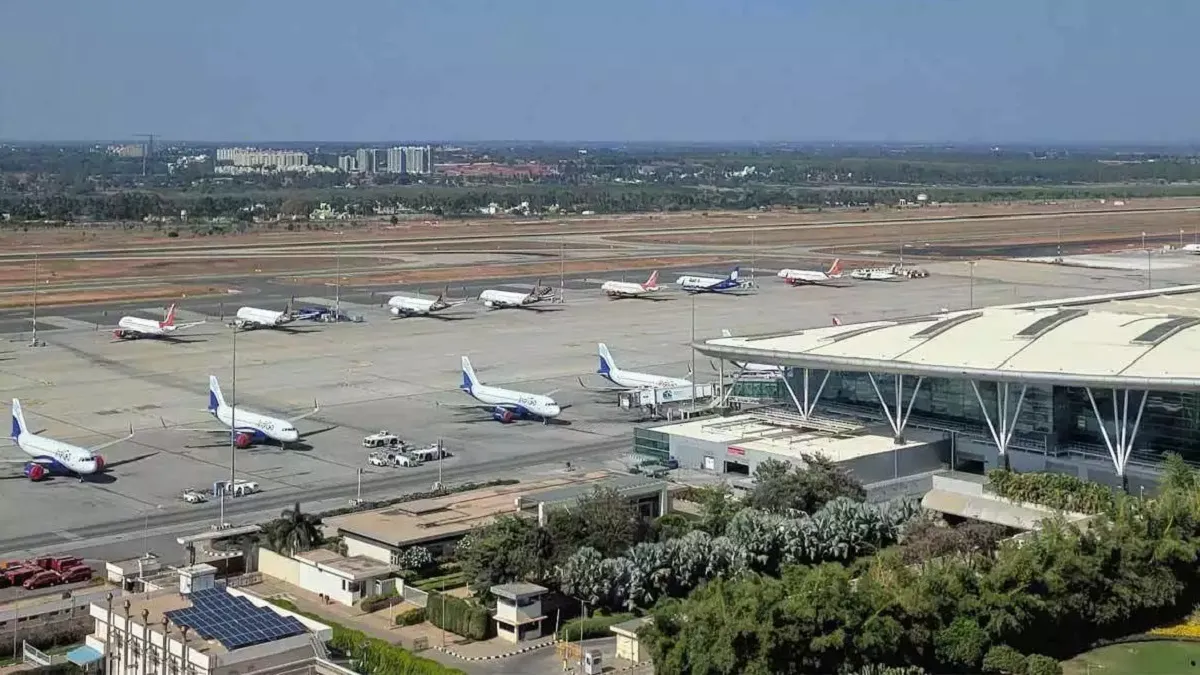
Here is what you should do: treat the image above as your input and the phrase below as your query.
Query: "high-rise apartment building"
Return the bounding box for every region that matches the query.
[384,146,433,175]
[225,149,308,168]
[337,155,357,172]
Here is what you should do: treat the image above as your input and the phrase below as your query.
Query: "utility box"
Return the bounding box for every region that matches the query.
[583,649,603,674]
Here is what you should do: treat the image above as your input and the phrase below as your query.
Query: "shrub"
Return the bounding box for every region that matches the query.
[396,607,427,626]
[426,592,493,641]
[987,470,1116,514]
[359,589,400,613]
[983,645,1028,675]
[398,545,435,571]
[557,613,635,641]
[1024,654,1062,675]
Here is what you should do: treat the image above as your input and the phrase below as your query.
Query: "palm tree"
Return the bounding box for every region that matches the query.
[265,502,323,555]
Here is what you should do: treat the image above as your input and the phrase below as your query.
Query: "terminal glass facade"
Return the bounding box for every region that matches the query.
[726,369,1200,461]
[634,428,670,462]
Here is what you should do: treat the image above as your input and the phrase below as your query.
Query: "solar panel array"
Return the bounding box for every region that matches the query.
[164,588,307,651]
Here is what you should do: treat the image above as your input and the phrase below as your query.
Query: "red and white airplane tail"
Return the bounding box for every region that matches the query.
[642,270,660,290]
[828,259,843,276]
[160,304,177,328]
[832,316,842,326]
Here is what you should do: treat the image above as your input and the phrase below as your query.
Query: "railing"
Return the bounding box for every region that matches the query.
[401,585,429,608]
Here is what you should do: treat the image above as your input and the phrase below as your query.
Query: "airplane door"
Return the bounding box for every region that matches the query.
[703,456,715,471]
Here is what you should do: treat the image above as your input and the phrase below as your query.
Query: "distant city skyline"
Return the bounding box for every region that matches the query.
[2,0,1199,143]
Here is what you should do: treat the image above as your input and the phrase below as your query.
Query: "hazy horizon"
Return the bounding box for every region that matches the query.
[3,0,1198,144]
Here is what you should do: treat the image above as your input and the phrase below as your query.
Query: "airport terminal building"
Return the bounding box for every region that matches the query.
[638,285,1200,492]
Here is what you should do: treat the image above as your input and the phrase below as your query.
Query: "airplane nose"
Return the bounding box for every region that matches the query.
[284,431,300,443]
[548,405,561,417]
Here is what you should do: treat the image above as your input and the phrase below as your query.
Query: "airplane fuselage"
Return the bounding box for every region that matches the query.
[461,383,561,419]
[601,281,656,298]
[211,403,299,443]
[15,432,104,475]
[235,307,292,328]
[479,289,538,309]
[389,295,449,316]
[601,367,691,390]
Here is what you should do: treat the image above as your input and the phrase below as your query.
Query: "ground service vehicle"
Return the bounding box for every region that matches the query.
[181,489,208,504]
[363,431,403,449]
[212,479,261,497]
[410,444,447,462]
[369,451,422,467]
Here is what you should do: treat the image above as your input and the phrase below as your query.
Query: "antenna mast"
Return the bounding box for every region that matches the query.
[134,133,156,176]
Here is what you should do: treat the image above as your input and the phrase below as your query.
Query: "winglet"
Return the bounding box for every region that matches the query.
[162,303,178,328]
[11,398,25,440]
[721,329,732,338]
[729,267,740,280]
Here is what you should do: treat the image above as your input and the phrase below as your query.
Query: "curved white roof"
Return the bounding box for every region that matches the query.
[698,286,1200,391]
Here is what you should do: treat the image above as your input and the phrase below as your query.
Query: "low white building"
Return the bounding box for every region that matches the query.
[257,548,397,606]
[80,564,335,675]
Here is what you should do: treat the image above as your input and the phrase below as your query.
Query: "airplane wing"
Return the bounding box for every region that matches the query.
[87,425,135,454]
[160,417,226,434]
[435,401,520,411]
[173,320,207,330]
[577,377,627,393]
[286,401,320,423]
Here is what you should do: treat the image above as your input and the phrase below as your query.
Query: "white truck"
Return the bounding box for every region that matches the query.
[212,479,261,498]
[368,451,422,468]
[362,430,404,449]
[409,444,448,463]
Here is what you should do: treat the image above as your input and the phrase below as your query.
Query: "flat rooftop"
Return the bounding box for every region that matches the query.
[651,414,927,463]
[519,473,667,508]
[294,549,394,580]
[698,284,1200,391]
[328,472,628,548]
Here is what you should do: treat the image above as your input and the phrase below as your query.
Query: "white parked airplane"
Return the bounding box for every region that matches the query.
[445,356,563,423]
[388,292,468,319]
[478,283,555,310]
[231,306,296,330]
[113,304,206,340]
[1182,244,1200,254]
[601,271,661,299]
[4,399,133,482]
[163,376,321,448]
[712,330,784,374]
[777,259,845,286]
[580,343,693,391]
[675,267,745,294]
[850,267,901,282]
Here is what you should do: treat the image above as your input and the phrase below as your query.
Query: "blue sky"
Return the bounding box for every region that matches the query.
[2,0,1197,142]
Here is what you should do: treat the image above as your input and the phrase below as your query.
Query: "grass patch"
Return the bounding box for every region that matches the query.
[1062,640,1200,675]
[413,572,467,592]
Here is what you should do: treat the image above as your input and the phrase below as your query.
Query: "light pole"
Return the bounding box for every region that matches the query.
[1181,229,1185,249]
[1142,231,1146,250]
[229,324,237,487]
[967,261,977,309]
[142,505,162,556]
[334,231,342,317]
[1147,246,1153,290]
[690,293,697,405]
[29,252,39,347]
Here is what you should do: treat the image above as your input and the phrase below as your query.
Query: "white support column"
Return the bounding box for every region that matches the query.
[970,381,1028,470]
[1085,388,1148,487]
[867,373,924,443]
[782,368,832,419]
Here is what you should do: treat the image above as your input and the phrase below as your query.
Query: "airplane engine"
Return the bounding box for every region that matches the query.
[483,301,495,308]
[23,463,46,481]
[491,407,516,423]
[112,330,127,339]
[389,306,402,316]
[234,432,253,449]
[93,455,105,472]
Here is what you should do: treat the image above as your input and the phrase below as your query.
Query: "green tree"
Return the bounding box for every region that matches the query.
[545,486,643,557]
[693,484,740,536]
[982,645,1028,674]
[263,502,323,555]
[458,515,554,593]
[933,616,990,671]
[748,455,865,514]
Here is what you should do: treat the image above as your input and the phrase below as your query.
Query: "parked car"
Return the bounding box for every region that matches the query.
[59,566,93,584]
[23,570,61,590]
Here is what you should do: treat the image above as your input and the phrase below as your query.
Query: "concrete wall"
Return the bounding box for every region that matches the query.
[259,550,301,587]
[843,438,948,485]
[343,537,392,565]
[257,550,359,606]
